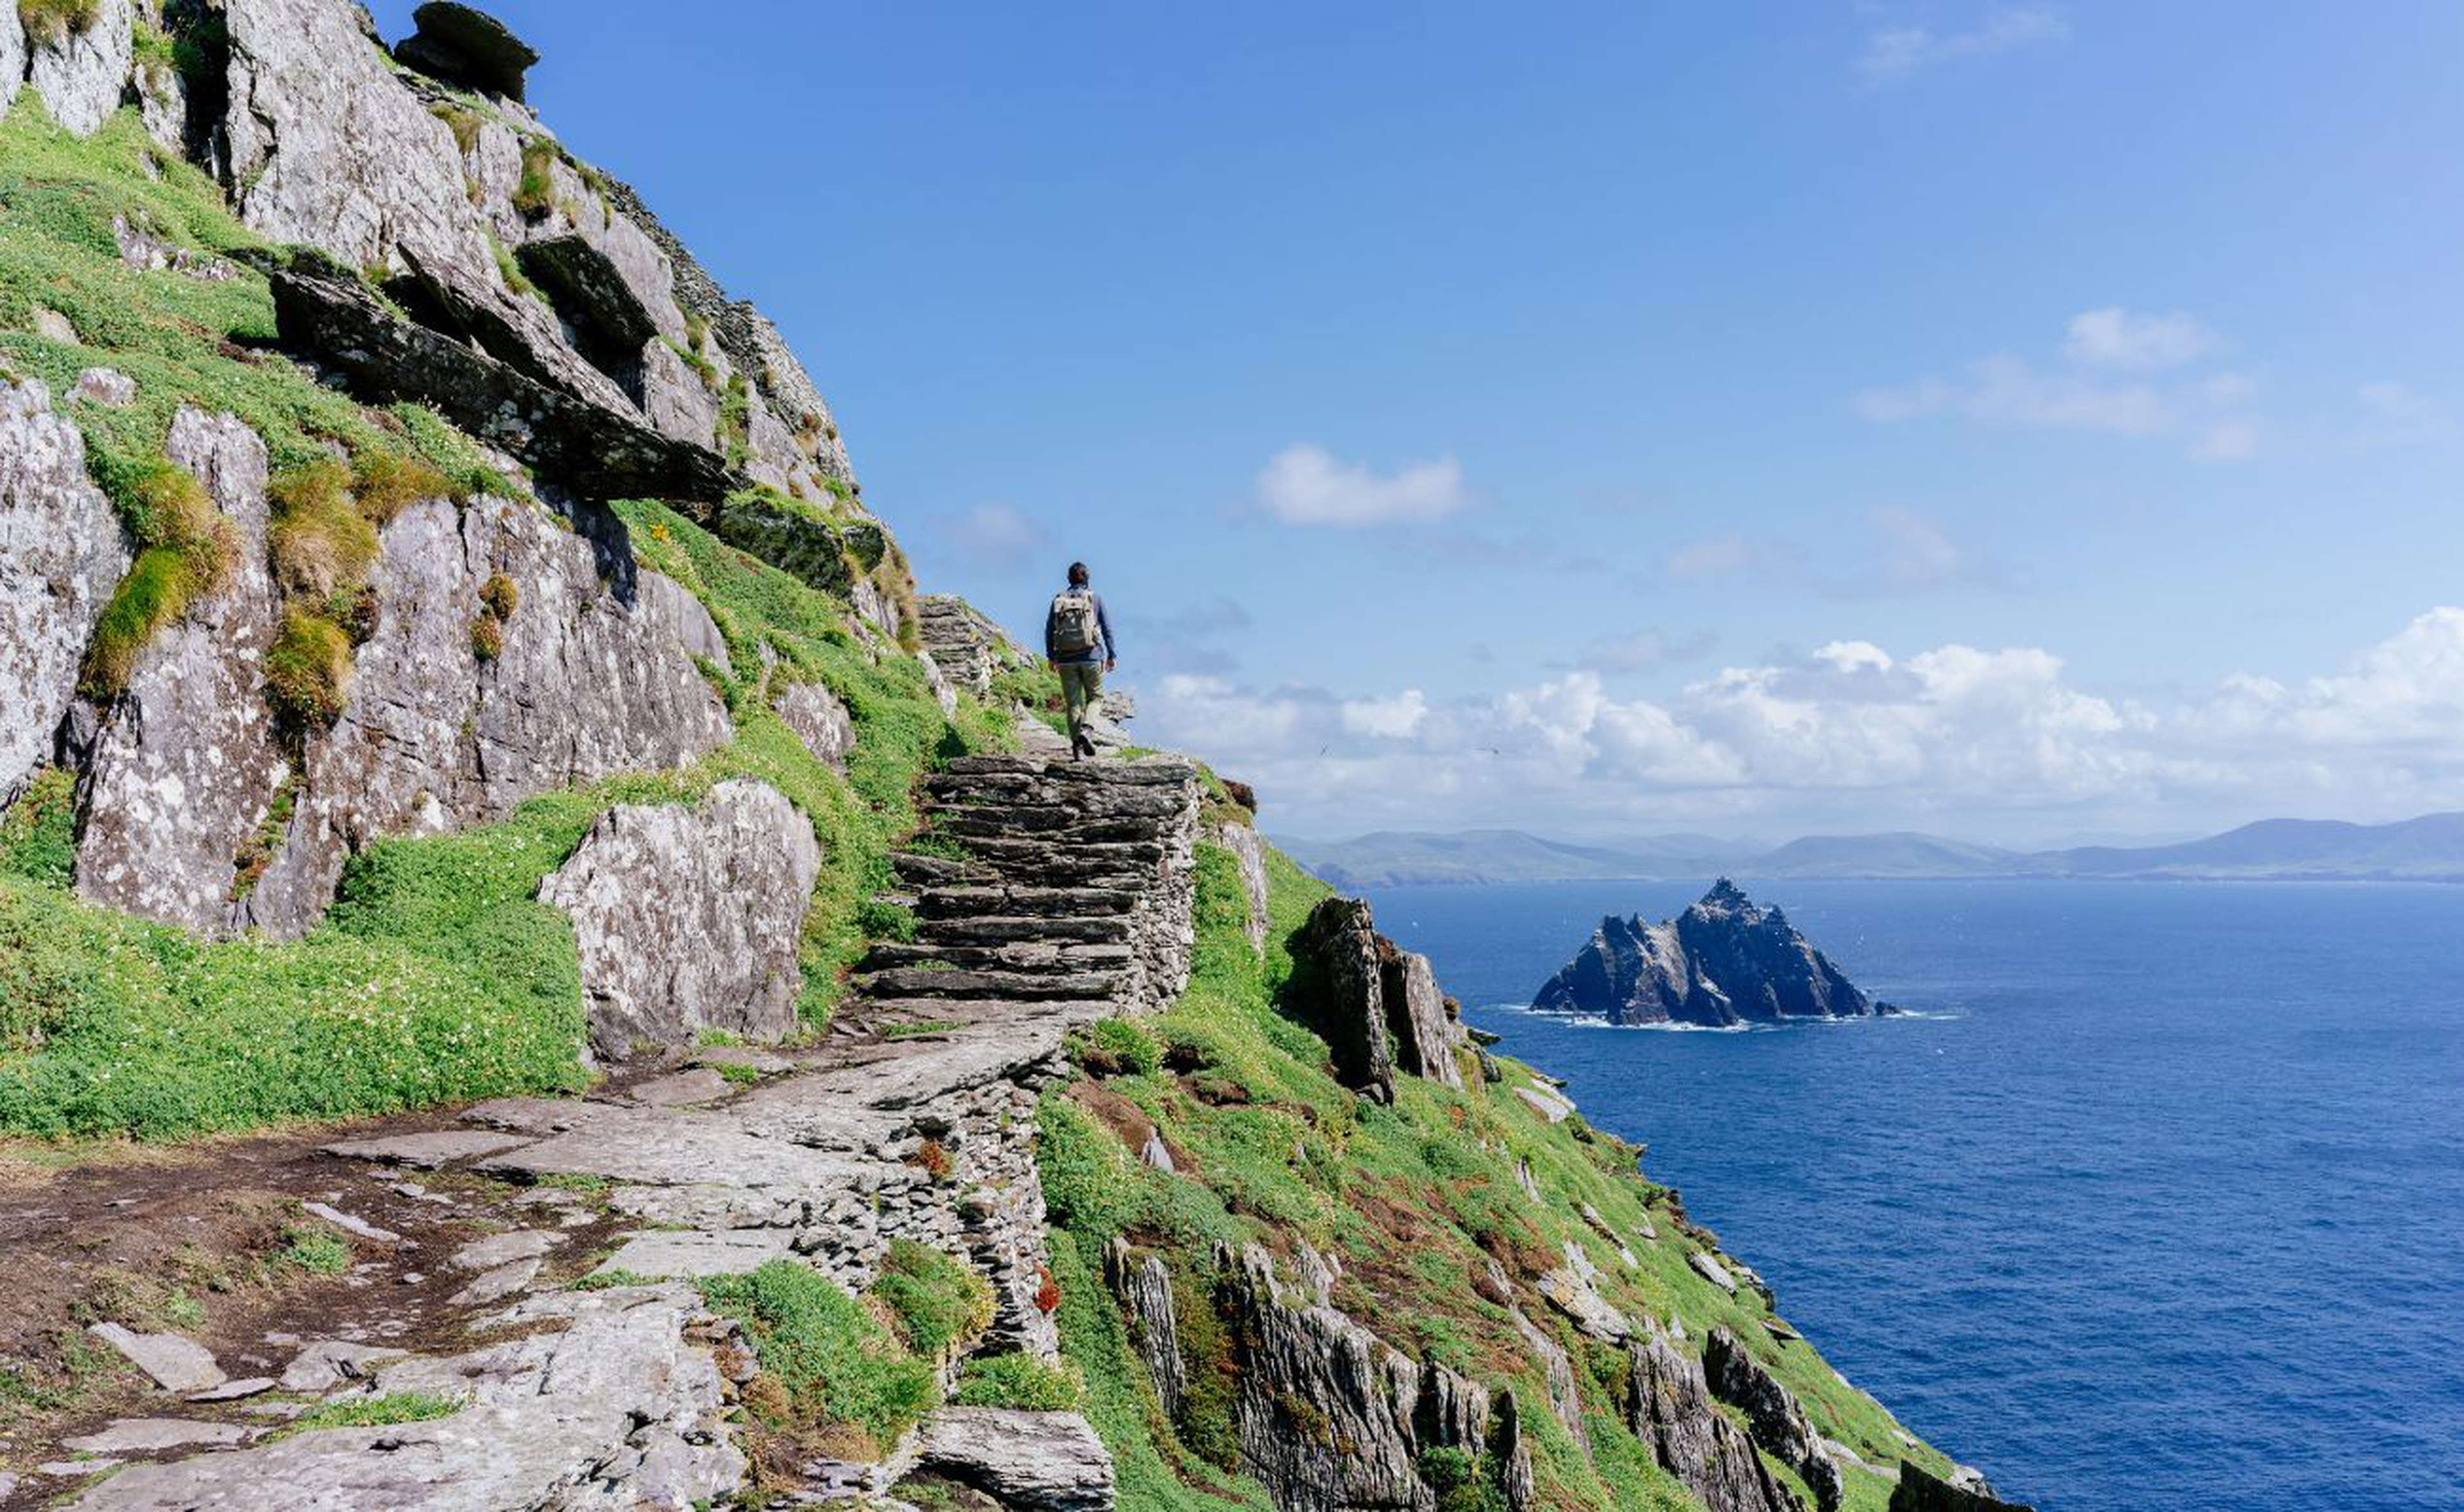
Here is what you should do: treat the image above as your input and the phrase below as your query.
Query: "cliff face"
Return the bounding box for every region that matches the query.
[0,7,2011,1511]
[1533,879,1897,1026]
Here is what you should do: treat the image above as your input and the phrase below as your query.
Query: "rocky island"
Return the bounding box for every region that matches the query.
[1533,880,1901,1026]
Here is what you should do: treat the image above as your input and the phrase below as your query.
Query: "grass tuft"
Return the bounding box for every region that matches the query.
[954,1350,1084,1411]
[869,1239,994,1359]
[17,0,101,45]
[278,1390,461,1436]
[699,1260,936,1463]
[263,607,353,730]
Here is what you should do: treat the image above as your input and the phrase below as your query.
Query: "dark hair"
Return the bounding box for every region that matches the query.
[1067,561,1089,586]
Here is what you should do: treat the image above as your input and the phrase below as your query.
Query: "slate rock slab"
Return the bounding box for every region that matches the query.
[85,1324,223,1395]
[321,1130,534,1168]
[592,1230,792,1280]
[62,1420,247,1455]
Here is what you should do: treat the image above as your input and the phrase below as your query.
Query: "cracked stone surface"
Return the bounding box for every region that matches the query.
[67,1287,742,1512]
[0,378,126,804]
[85,1324,223,1395]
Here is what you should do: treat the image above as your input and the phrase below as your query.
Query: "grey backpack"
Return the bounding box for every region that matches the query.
[1050,589,1099,654]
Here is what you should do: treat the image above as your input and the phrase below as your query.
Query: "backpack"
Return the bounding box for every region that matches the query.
[1050,589,1100,655]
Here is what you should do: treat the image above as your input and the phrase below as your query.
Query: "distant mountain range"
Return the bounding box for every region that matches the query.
[1274,813,2464,887]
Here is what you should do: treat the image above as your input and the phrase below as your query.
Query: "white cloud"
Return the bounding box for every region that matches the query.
[1140,609,2464,839]
[1254,443,1467,527]
[1856,7,2068,81]
[1341,690,1428,740]
[1857,312,2257,461]
[2063,308,2218,370]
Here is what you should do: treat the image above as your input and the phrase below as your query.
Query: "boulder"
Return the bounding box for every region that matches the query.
[1706,1326,1844,1512]
[266,254,740,503]
[1532,878,1894,1026]
[540,779,821,1060]
[1287,896,1397,1102]
[74,409,291,935]
[1536,1241,1632,1343]
[912,1408,1115,1512]
[1626,1327,1804,1512]
[237,495,732,939]
[26,0,131,137]
[392,1,539,102]
[1890,1463,2035,1512]
[915,595,1002,695]
[515,232,658,361]
[1382,946,1464,1089]
[0,379,128,803]
[774,679,855,772]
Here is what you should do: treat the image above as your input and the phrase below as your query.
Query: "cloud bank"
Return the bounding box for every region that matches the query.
[1139,607,2464,840]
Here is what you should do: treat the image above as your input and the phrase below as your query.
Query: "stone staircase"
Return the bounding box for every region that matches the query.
[839,754,1201,1037]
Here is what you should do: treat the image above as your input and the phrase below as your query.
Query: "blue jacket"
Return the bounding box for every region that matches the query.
[1045,588,1116,665]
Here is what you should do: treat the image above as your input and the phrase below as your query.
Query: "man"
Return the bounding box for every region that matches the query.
[1045,561,1116,760]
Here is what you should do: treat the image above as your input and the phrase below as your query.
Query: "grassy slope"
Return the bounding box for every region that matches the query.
[1043,842,1959,1512]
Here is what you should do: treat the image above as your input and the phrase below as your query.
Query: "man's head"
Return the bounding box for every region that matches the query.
[1067,561,1090,586]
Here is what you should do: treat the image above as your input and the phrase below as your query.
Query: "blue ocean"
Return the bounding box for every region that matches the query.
[1360,879,2464,1512]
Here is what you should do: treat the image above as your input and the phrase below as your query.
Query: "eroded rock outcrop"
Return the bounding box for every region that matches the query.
[1626,1325,1804,1512]
[26,0,132,137]
[1706,1325,1844,1512]
[1890,1463,2036,1512]
[1216,819,1270,952]
[1104,1238,1187,1422]
[0,379,127,803]
[541,778,821,1060]
[1532,878,1896,1026]
[74,409,290,934]
[1288,894,1467,1100]
[238,495,732,939]
[1219,1243,1494,1512]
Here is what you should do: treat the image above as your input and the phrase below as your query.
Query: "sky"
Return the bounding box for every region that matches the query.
[372,1,2464,844]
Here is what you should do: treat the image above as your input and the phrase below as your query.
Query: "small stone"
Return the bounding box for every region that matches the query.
[186,1377,277,1402]
[1689,1251,1739,1295]
[278,1339,406,1392]
[62,1419,248,1454]
[398,1271,425,1286]
[302,1200,404,1244]
[86,1322,225,1394]
[1138,1132,1175,1173]
[448,1228,559,1271]
[447,1257,541,1306]
[71,367,134,405]
[31,308,77,344]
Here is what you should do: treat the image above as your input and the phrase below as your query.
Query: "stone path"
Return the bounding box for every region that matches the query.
[39,754,1204,1511]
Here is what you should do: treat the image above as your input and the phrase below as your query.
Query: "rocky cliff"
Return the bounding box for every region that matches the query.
[1532,879,1901,1027]
[0,6,2015,1511]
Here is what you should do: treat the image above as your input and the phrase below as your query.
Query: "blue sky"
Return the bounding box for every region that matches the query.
[371,2,2464,842]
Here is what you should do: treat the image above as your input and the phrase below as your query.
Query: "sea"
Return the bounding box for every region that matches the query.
[1358,879,2464,1512]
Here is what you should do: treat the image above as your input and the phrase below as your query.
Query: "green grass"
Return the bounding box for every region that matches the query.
[277,1390,463,1437]
[0,769,78,888]
[953,1350,1084,1411]
[698,1259,936,1461]
[274,1225,350,1275]
[1068,1016,1162,1076]
[571,1267,653,1291]
[869,1238,994,1359]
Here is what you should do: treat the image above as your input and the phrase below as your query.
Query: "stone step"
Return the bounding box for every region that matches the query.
[918,885,1141,920]
[922,776,1192,817]
[931,811,1170,845]
[843,997,1118,1027]
[891,852,991,887]
[939,755,1195,786]
[861,940,1136,974]
[953,836,1165,871]
[852,966,1125,1001]
[917,915,1134,946]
